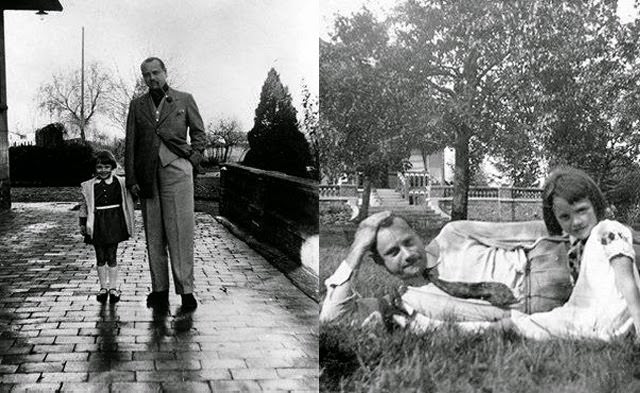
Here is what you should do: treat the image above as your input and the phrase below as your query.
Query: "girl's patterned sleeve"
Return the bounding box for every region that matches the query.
[597,220,635,263]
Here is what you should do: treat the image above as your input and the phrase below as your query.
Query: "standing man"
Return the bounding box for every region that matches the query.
[125,57,206,311]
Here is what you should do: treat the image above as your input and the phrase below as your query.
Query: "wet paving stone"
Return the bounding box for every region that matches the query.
[0,203,319,391]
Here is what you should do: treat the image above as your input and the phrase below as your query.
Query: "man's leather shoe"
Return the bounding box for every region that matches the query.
[146,290,169,309]
[181,294,197,311]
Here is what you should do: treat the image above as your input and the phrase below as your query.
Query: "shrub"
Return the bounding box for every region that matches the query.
[10,143,94,186]
[320,202,354,226]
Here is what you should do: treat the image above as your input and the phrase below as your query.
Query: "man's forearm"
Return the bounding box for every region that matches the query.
[319,261,359,323]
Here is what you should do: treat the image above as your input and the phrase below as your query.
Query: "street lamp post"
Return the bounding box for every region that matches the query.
[0,0,63,209]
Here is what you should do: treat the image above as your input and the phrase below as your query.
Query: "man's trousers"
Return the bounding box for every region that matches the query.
[141,157,195,294]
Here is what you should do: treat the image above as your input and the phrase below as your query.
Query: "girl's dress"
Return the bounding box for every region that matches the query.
[510,219,639,341]
[91,178,129,245]
[80,175,134,245]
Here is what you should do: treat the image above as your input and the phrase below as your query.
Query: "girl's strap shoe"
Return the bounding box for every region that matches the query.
[109,289,121,303]
[97,288,108,303]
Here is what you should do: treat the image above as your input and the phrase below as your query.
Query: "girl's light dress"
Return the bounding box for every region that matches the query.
[510,220,639,341]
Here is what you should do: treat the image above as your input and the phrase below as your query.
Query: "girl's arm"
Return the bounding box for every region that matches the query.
[611,256,640,340]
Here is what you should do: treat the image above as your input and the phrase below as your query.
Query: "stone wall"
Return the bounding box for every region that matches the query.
[438,198,543,222]
[220,163,318,269]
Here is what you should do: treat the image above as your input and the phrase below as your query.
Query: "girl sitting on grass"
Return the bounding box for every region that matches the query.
[79,150,135,304]
[408,167,640,342]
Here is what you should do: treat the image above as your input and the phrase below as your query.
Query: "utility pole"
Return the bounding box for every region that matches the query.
[0,10,9,208]
[80,26,85,141]
[0,1,63,211]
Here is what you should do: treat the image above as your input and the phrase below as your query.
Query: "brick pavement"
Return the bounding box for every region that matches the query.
[0,203,318,392]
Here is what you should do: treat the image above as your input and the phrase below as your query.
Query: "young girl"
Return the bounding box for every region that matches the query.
[505,167,640,341]
[404,167,640,342]
[79,150,135,303]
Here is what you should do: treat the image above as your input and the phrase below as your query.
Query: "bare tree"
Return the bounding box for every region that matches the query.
[38,62,112,142]
[206,117,246,163]
[105,74,147,133]
[105,55,186,134]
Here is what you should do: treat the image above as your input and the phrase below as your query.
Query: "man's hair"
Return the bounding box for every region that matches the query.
[140,57,166,72]
[542,166,607,235]
[370,214,411,265]
[93,150,118,170]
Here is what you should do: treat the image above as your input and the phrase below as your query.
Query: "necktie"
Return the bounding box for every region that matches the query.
[423,268,518,307]
[567,239,585,284]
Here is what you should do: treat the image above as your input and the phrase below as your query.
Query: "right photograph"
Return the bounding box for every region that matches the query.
[319,1,640,392]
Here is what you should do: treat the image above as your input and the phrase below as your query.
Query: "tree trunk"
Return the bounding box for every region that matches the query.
[357,176,372,221]
[223,146,230,162]
[451,124,470,221]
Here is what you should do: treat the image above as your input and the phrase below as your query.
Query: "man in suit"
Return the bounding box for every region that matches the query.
[125,57,206,311]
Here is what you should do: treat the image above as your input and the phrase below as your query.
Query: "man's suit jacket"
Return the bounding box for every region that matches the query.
[124,87,206,198]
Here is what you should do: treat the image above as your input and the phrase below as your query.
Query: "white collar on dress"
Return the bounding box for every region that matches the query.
[96,174,114,185]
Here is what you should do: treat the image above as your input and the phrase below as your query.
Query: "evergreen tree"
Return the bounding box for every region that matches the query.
[243,68,312,178]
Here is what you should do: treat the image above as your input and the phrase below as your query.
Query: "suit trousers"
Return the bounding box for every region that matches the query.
[141,157,195,294]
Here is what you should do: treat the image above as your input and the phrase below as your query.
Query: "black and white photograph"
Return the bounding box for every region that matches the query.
[0,0,319,391]
[320,0,640,391]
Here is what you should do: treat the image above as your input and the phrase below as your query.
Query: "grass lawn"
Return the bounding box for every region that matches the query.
[320,223,640,392]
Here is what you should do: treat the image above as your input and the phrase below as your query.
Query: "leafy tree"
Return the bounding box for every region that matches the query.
[300,83,320,180]
[244,68,312,178]
[513,1,640,191]
[390,0,547,219]
[206,117,246,163]
[320,10,425,219]
[38,62,112,142]
[324,1,640,221]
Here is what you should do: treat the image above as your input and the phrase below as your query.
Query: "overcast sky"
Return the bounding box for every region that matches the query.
[322,0,638,37]
[5,0,318,141]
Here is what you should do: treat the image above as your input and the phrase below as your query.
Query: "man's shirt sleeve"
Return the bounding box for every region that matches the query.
[319,261,358,323]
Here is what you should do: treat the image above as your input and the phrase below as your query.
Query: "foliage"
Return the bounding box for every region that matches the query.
[243,68,313,178]
[34,123,65,147]
[319,203,354,226]
[300,83,320,180]
[89,137,125,167]
[206,117,246,163]
[320,10,424,219]
[38,62,113,142]
[9,143,94,186]
[105,74,147,133]
[509,1,640,191]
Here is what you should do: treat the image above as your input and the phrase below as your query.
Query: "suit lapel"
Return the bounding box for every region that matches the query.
[138,94,156,125]
[157,88,178,126]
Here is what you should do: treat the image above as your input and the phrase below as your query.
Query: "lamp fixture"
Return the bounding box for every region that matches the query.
[35,10,48,20]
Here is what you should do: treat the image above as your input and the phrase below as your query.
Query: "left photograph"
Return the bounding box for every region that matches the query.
[0,1,319,391]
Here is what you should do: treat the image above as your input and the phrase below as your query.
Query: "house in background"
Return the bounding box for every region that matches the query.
[388,148,453,189]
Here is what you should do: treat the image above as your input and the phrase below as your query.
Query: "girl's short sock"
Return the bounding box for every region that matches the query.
[97,265,108,289]
[108,266,118,290]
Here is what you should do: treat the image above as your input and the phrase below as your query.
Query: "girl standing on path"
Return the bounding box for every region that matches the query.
[79,150,135,303]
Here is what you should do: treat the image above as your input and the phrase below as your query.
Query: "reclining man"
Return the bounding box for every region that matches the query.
[320,211,573,328]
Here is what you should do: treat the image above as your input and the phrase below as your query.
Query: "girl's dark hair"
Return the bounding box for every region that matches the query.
[542,167,607,235]
[93,150,118,170]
